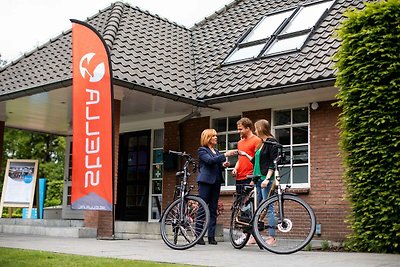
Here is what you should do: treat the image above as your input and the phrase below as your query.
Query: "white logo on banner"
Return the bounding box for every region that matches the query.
[79,53,105,82]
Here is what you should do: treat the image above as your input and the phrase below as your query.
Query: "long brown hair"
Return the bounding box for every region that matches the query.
[254,119,273,148]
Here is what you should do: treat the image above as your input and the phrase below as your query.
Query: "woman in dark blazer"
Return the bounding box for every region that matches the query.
[196,128,236,245]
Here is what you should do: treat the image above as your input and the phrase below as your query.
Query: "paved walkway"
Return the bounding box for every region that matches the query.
[1,233,399,267]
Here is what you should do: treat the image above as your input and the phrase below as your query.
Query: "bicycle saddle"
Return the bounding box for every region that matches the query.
[246,174,261,183]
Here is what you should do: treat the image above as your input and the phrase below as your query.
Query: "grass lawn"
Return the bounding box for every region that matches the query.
[0,247,193,267]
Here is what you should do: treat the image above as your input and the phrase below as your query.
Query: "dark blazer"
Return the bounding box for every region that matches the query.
[251,137,279,176]
[197,146,226,184]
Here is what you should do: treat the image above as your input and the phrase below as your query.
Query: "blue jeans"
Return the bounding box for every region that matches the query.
[256,179,276,237]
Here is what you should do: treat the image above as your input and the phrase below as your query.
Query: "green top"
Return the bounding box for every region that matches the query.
[253,148,266,181]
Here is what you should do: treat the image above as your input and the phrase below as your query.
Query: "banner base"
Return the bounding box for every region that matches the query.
[97,235,124,241]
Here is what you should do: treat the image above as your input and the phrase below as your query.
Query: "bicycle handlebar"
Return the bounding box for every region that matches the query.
[169,150,191,158]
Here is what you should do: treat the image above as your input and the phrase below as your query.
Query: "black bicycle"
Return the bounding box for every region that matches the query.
[229,175,262,249]
[160,150,210,250]
[230,141,316,254]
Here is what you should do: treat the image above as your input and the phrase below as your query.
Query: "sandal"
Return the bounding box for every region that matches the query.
[246,236,257,245]
[266,236,277,246]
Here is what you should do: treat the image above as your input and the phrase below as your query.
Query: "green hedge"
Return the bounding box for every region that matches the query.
[334,0,400,253]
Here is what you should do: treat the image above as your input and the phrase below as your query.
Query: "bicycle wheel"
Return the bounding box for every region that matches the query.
[252,194,316,254]
[160,195,210,250]
[229,204,252,249]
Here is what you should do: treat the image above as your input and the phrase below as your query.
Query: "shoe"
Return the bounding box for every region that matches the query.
[246,236,256,246]
[197,238,205,245]
[266,236,277,246]
[236,234,246,244]
[208,237,218,245]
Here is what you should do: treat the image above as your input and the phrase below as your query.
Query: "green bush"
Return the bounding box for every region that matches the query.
[45,180,63,207]
[334,0,400,253]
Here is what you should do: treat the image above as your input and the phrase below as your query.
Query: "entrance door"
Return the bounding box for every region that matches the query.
[62,138,83,219]
[116,130,151,221]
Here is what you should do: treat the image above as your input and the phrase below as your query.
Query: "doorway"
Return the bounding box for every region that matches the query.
[116,130,151,221]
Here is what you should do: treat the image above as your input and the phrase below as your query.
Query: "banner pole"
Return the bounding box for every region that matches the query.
[71,19,117,239]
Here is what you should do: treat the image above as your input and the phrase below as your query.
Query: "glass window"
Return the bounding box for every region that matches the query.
[153,149,163,164]
[281,1,333,34]
[223,0,333,63]
[273,107,309,187]
[293,108,308,123]
[225,43,265,63]
[275,109,291,126]
[213,118,227,133]
[212,116,241,188]
[245,10,294,42]
[150,129,164,220]
[153,129,164,148]
[264,33,309,55]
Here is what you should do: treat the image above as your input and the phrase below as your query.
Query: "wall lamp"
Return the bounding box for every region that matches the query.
[311,102,319,110]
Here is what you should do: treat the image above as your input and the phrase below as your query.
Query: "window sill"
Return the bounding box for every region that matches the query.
[221,187,310,195]
[220,189,236,196]
[285,187,310,194]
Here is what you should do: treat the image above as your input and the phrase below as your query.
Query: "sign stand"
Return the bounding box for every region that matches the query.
[0,159,39,218]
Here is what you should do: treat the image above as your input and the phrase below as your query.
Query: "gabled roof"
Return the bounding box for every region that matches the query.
[0,0,366,105]
[0,2,197,104]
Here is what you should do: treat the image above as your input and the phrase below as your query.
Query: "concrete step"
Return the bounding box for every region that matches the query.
[0,218,96,238]
[115,221,161,240]
[115,221,224,241]
[0,219,224,240]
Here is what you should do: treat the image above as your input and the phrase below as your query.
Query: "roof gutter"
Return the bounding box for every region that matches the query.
[0,79,73,102]
[114,79,220,110]
[202,77,337,105]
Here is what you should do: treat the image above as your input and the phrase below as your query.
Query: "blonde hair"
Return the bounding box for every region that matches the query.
[200,129,217,147]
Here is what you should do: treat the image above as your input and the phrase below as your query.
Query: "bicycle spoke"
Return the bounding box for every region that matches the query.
[253,195,316,254]
[160,196,210,250]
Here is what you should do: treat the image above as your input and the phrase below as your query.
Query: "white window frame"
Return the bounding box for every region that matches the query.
[224,0,334,64]
[149,128,164,221]
[211,115,241,190]
[272,106,310,188]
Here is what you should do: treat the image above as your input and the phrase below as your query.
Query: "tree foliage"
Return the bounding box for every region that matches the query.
[334,0,400,253]
[1,128,66,207]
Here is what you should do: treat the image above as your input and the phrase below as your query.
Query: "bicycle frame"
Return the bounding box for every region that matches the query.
[159,151,195,222]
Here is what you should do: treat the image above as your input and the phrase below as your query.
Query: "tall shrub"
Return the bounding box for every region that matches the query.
[334,0,400,253]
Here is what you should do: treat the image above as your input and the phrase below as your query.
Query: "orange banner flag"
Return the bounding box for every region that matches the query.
[71,20,114,211]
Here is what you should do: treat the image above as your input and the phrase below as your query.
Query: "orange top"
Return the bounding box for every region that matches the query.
[236,135,261,181]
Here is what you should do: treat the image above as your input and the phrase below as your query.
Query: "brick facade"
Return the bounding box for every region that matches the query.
[309,101,351,242]
[162,117,209,209]
[161,105,350,242]
[86,102,350,241]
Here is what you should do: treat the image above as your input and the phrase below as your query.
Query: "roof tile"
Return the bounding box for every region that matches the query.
[0,0,368,104]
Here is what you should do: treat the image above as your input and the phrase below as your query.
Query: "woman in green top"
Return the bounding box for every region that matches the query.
[238,119,278,246]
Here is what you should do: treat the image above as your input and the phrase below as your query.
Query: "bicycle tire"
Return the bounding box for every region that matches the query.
[229,205,252,249]
[252,194,316,254]
[160,195,210,250]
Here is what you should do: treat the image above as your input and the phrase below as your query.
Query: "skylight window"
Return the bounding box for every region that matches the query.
[224,0,334,64]
[244,10,294,43]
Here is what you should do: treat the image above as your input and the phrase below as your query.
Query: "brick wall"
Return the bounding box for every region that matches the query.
[183,106,351,242]
[243,109,271,125]
[162,117,209,210]
[162,120,180,209]
[84,99,121,237]
[309,100,351,242]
